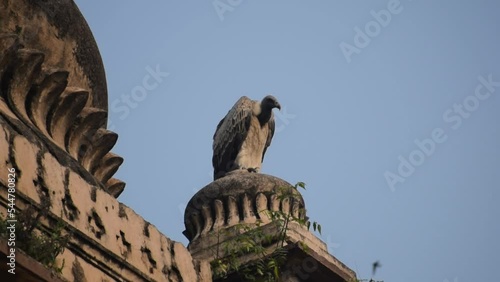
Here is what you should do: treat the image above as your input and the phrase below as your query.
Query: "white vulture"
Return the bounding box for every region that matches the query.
[212,95,281,180]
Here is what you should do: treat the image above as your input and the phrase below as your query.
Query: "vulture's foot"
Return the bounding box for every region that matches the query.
[247,167,259,173]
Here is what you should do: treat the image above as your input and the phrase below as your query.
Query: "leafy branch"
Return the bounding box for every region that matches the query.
[0,204,70,272]
[211,182,322,281]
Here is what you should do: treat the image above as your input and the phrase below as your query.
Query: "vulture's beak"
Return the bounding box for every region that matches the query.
[276,102,281,111]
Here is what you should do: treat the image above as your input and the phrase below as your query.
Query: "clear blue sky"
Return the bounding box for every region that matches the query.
[74,1,499,281]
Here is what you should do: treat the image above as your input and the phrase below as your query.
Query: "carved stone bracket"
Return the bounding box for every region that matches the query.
[0,33,124,197]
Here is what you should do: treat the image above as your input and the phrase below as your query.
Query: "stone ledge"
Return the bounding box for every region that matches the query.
[192,220,356,282]
[285,222,357,281]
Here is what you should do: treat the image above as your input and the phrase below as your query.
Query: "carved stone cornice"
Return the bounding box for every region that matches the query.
[0,33,124,197]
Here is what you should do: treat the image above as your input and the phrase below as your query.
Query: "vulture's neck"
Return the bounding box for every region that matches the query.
[257,105,273,126]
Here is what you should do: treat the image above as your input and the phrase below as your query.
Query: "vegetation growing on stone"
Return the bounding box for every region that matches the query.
[0,203,70,273]
[210,182,322,281]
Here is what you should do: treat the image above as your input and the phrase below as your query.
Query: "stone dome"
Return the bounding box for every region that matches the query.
[183,173,307,244]
[0,1,124,196]
[0,0,108,114]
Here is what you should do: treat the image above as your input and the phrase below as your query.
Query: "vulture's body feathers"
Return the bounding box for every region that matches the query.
[212,96,281,180]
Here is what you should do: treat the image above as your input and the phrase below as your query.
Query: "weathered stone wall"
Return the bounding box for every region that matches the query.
[0,101,211,281]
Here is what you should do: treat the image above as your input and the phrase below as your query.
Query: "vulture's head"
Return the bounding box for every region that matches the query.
[262,95,281,111]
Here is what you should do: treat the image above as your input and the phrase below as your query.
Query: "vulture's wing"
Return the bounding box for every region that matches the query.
[262,111,275,162]
[212,96,254,179]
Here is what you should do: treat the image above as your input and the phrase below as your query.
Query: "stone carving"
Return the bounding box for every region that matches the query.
[0,33,124,197]
[0,0,109,110]
[183,173,306,242]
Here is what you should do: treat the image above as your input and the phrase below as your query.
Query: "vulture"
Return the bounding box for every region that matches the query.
[212,95,281,180]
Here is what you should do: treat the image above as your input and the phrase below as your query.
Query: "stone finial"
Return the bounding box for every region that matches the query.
[183,173,306,243]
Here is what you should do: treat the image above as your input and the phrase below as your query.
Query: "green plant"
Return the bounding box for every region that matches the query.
[0,204,70,273]
[211,182,322,281]
[211,221,288,281]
